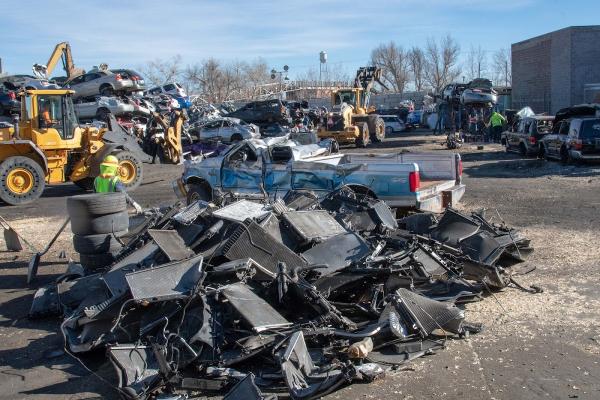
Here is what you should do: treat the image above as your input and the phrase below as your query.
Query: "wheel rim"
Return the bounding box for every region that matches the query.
[378,125,385,139]
[118,160,137,184]
[189,191,200,203]
[6,168,34,194]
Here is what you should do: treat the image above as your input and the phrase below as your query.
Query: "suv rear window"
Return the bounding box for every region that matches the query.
[580,119,600,139]
[163,84,176,91]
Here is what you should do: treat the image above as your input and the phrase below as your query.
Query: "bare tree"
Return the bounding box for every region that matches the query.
[492,48,511,86]
[370,41,410,93]
[408,47,426,92]
[424,35,461,93]
[465,45,487,81]
[139,55,182,87]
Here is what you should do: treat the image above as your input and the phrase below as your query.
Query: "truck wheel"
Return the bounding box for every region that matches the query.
[356,123,370,148]
[0,156,46,205]
[73,232,125,255]
[368,116,385,142]
[114,151,143,190]
[187,183,211,204]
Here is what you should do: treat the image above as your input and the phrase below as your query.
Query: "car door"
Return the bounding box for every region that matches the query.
[79,72,103,97]
[199,120,222,140]
[67,74,86,96]
[220,143,264,193]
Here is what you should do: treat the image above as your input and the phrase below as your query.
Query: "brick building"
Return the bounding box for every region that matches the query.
[511,26,600,114]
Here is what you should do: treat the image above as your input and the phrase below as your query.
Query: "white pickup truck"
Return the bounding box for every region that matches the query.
[174,139,465,213]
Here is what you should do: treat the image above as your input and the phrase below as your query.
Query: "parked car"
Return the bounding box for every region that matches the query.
[541,113,600,163]
[65,70,139,98]
[191,117,260,143]
[381,115,405,134]
[74,96,152,120]
[0,87,20,115]
[505,115,554,156]
[227,99,291,126]
[174,138,465,213]
[1,75,60,90]
[109,69,146,92]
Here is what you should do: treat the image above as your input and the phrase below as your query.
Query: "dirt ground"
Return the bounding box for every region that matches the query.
[0,130,599,399]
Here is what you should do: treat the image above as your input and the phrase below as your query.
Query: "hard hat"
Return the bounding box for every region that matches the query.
[170,98,181,109]
[101,155,119,167]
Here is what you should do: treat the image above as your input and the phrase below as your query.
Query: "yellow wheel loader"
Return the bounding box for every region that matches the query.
[317,67,387,147]
[0,89,148,205]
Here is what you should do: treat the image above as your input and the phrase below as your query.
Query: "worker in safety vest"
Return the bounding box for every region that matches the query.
[94,155,143,213]
[488,111,506,143]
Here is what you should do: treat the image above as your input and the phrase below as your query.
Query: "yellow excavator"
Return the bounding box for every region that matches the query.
[317,67,387,147]
[32,42,85,80]
[0,89,148,205]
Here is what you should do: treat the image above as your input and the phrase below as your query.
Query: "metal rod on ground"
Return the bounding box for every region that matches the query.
[27,217,71,284]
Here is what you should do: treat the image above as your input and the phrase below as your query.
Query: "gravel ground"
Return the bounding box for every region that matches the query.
[0,130,599,399]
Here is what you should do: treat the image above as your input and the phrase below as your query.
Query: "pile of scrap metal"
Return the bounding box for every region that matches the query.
[30,192,538,400]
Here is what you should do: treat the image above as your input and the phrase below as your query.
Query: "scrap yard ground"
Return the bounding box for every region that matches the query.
[0,129,599,399]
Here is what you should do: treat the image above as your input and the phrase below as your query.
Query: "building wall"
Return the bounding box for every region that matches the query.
[512,26,600,114]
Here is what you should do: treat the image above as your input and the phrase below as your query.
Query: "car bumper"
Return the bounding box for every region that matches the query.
[417,183,466,213]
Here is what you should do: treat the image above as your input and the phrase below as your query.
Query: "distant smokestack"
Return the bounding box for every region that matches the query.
[0,58,3,74]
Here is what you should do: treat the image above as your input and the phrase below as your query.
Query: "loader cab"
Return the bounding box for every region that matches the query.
[19,89,82,149]
[333,88,365,113]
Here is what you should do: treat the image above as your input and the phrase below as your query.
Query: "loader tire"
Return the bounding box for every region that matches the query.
[67,192,127,217]
[71,210,129,236]
[0,156,46,205]
[80,253,115,271]
[113,151,143,190]
[187,183,212,205]
[73,232,126,255]
[368,115,385,142]
[356,123,370,148]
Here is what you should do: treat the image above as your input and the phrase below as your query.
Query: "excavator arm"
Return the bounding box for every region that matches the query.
[33,42,84,79]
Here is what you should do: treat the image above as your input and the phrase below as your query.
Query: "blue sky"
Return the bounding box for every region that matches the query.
[1,0,599,78]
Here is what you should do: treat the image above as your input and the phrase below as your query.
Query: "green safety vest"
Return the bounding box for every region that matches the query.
[94,175,120,193]
[490,113,505,127]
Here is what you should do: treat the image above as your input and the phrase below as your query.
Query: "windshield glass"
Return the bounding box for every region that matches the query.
[334,90,356,107]
[63,95,78,139]
[580,119,600,139]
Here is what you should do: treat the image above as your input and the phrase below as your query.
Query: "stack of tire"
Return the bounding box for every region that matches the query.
[67,192,129,272]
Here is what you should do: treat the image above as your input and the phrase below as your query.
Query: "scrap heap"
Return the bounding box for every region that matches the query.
[30,189,536,400]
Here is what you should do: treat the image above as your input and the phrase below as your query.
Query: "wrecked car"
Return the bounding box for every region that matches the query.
[190,117,260,143]
[74,96,152,120]
[174,138,465,212]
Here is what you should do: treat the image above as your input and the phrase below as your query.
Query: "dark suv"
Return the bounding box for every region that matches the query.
[505,115,554,157]
[227,99,291,126]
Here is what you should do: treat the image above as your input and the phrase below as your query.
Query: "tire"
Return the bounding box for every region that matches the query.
[73,232,125,255]
[368,115,385,142]
[519,143,527,157]
[187,183,211,205]
[80,253,115,271]
[0,156,46,205]
[231,134,243,142]
[560,147,570,165]
[99,85,115,96]
[67,192,127,217]
[73,177,94,191]
[355,122,370,148]
[71,210,129,235]
[113,151,143,190]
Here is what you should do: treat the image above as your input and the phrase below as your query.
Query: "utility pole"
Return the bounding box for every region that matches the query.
[478,61,480,78]
[505,60,508,86]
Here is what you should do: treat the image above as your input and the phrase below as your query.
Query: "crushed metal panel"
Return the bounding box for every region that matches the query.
[103,242,161,297]
[172,199,209,225]
[370,200,398,230]
[222,220,307,273]
[212,258,276,281]
[108,344,161,396]
[223,373,269,400]
[125,254,203,302]
[221,282,291,333]
[282,210,346,243]
[148,229,195,261]
[430,208,480,246]
[212,200,270,222]
[302,232,370,274]
[459,231,505,265]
